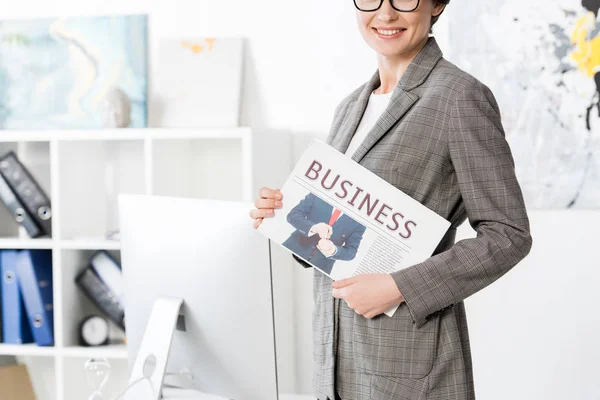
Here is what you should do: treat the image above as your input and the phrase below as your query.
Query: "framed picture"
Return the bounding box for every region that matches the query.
[0,15,148,129]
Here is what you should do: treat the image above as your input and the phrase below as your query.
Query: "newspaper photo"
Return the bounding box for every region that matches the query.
[257,139,451,316]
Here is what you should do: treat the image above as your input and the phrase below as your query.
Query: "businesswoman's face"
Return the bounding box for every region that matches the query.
[355,0,446,59]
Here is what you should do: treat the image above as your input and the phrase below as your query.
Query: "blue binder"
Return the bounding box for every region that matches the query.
[1,250,34,344]
[15,250,54,346]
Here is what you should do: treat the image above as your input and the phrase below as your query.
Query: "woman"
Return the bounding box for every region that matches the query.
[249,0,533,399]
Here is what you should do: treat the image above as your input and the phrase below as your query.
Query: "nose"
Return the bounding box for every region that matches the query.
[377,0,398,21]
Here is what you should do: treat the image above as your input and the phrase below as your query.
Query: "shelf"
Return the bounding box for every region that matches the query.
[58,140,146,239]
[0,238,54,249]
[0,238,121,250]
[152,137,246,200]
[0,343,127,359]
[0,127,251,142]
[0,343,57,357]
[59,249,125,348]
[61,344,128,359]
[60,239,121,250]
[0,127,255,400]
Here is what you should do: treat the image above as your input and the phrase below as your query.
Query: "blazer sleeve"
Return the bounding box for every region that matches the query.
[391,80,534,329]
[286,193,318,236]
[330,224,367,261]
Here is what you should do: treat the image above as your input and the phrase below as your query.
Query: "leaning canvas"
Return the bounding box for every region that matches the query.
[0,15,148,129]
[153,37,244,128]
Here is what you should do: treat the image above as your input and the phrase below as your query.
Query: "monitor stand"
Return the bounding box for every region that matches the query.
[126,296,230,400]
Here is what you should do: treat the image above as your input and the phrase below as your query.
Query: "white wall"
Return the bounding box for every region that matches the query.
[2,1,598,398]
[458,211,600,400]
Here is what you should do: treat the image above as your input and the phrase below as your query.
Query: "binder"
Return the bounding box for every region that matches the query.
[0,151,52,237]
[0,250,34,344]
[75,266,126,331]
[15,250,54,346]
[0,172,42,238]
[90,251,125,306]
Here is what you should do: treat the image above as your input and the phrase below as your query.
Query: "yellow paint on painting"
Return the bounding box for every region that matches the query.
[571,11,600,78]
[204,37,216,51]
[180,38,217,54]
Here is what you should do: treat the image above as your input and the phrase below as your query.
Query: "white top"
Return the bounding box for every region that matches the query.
[344,90,393,158]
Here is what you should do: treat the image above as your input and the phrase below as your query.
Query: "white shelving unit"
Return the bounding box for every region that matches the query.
[0,128,253,400]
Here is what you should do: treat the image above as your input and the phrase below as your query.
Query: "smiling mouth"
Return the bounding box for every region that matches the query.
[373,27,407,36]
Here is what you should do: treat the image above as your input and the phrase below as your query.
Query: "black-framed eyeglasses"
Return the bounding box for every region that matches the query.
[354,0,420,12]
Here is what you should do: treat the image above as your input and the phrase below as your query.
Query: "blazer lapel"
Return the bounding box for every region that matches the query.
[331,69,381,153]
[331,37,444,164]
[350,87,419,164]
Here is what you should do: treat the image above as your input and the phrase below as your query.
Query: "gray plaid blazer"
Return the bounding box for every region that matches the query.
[307,36,533,400]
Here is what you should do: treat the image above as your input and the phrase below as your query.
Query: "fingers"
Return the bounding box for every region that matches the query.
[332,276,358,289]
[252,190,282,224]
[332,287,344,299]
[254,197,282,210]
[258,187,283,200]
[332,289,365,315]
[249,208,274,219]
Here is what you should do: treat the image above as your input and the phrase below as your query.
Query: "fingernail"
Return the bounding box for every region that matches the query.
[275,201,282,207]
[275,193,282,199]
[266,209,274,215]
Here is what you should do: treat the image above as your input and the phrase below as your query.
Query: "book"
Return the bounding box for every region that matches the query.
[257,139,451,317]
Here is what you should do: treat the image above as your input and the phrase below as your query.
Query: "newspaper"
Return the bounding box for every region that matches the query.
[258,139,451,316]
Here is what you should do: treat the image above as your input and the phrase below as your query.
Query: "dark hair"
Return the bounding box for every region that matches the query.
[430,0,450,33]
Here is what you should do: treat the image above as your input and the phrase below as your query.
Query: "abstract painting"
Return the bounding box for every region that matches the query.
[446,1,599,209]
[0,15,147,129]
[153,37,244,128]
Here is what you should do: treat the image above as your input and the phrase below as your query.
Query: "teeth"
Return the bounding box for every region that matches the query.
[377,29,401,35]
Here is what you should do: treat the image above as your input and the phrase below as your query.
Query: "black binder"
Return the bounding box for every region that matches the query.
[0,172,42,238]
[0,152,52,237]
[75,266,126,331]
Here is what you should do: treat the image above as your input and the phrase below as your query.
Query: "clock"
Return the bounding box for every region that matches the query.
[79,315,110,346]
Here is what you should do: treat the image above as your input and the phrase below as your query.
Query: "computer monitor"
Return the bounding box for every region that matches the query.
[118,194,278,400]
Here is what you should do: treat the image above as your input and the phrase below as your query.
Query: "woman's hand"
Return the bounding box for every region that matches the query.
[249,187,283,229]
[332,274,405,319]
